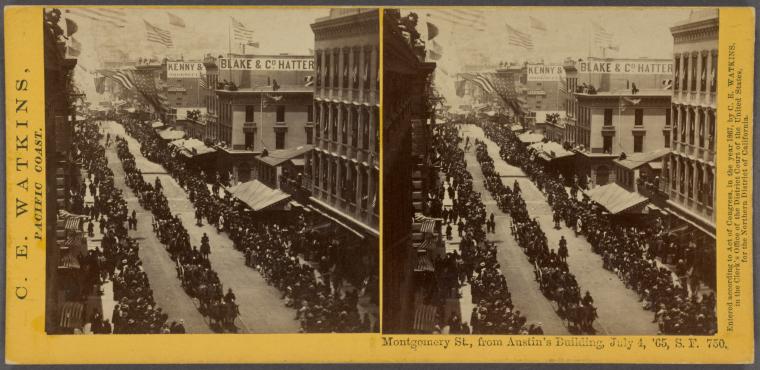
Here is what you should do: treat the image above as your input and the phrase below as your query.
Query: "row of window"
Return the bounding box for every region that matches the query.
[673,51,717,93]
[243,105,314,124]
[672,105,716,150]
[314,103,379,153]
[314,47,379,91]
[668,156,714,207]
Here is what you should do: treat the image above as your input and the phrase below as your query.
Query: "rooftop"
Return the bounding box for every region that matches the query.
[614,148,671,170]
[257,145,314,167]
[576,89,673,98]
[216,84,313,94]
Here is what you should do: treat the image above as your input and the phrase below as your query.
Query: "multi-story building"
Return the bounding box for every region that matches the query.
[664,9,718,285]
[381,9,437,333]
[206,53,314,183]
[44,8,85,333]
[307,8,380,294]
[574,89,672,187]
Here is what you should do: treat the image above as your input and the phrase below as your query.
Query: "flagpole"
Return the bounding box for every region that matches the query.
[228,19,232,82]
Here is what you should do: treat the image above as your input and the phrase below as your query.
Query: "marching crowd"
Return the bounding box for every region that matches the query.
[478,120,716,335]
[73,119,173,334]
[424,123,540,335]
[115,136,235,331]
[474,138,597,334]
[117,117,375,333]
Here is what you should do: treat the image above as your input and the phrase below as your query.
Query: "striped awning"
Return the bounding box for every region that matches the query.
[58,210,88,231]
[59,233,85,250]
[414,214,441,234]
[415,237,437,251]
[413,304,438,332]
[414,253,435,272]
[59,302,84,329]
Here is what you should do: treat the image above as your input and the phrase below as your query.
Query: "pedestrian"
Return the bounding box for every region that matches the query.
[446,223,453,240]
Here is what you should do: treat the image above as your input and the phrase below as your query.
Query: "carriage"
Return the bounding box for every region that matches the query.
[176,262,241,332]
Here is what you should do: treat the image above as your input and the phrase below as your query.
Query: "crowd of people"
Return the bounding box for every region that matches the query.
[115,136,236,331]
[474,139,597,334]
[478,120,716,335]
[117,117,375,333]
[425,123,537,334]
[72,119,172,334]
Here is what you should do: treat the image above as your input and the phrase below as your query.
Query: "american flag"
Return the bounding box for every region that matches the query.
[426,9,485,32]
[132,68,168,112]
[199,74,209,89]
[65,8,127,28]
[529,16,547,32]
[167,12,185,28]
[459,72,496,95]
[99,69,135,90]
[592,22,614,46]
[232,17,255,44]
[506,24,533,50]
[144,20,173,47]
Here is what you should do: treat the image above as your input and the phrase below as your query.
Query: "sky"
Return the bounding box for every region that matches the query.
[61,7,328,100]
[402,7,699,106]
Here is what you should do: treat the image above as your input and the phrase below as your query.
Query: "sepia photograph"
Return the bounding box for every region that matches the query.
[383,7,718,335]
[44,7,379,334]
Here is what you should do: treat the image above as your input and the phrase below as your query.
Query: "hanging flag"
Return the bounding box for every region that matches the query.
[132,68,168,112]
[231,17,255,44]
[247,41,260,48]
[427,9,485,31]
[454,80,466,97]
[592,22,614,46]
[460,73,496,95]
[99,69,135,90]
[65,8,127,28]
[304,75,314,87]
[619,96,641,112]
[167,12,186,27]
[198,74,209,89]
[67,37,82,57]
[94,76,106,94]
[144,20,173,47]
[529,16,547,32]
[506,24,533,50]
[427,21,439,40]
[65,18,78,37]
[427,49,442,61]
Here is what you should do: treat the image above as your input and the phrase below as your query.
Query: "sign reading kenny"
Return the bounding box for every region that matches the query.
[167,62,206,78]
[219,57,314,71]
[527,65,566,81]
[579,61,674,74]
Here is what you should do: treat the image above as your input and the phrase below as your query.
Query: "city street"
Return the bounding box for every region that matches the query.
[103,120,301,333]
[460,124,659,335]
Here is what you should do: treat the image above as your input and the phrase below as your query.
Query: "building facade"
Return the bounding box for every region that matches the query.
[663,9,718,285]
[574,90,672,187]
[44,8,85,333]
[307,7,380,293]
[381,9,437,333]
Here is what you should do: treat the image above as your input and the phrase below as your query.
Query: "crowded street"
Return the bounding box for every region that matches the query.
[460,124,658,334]
[103,120,301,333]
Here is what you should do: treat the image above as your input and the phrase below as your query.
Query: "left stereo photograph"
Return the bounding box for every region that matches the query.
[42,7,379,334]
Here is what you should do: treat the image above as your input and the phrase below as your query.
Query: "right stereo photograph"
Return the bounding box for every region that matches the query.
[382,7,718,336]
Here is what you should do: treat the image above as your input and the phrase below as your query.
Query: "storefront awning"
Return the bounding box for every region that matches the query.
[227,180,291,211]
[59,302,84,329]
[158,128,186,140]
[171,138,216,157]
[528,141,575,161]
[584,183,649,214]
[58,210,88,231]
[518,132,544,144]
[413,304,438,332]
[414,253,435,272]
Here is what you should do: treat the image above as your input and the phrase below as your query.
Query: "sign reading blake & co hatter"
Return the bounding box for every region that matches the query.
[579,61,674,74]
[219,57,314,71]
[166,61,206,78]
